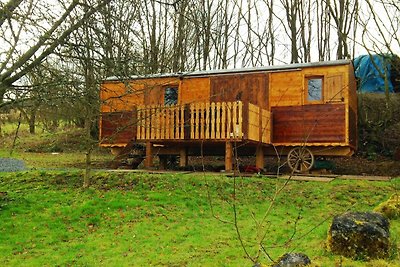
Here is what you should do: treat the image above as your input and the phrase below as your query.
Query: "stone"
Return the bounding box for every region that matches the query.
[327,212,390,260]
[272,252,311,267]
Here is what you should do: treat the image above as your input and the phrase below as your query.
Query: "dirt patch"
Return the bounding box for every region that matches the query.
[331,155,400,176]
[176,155,400,177]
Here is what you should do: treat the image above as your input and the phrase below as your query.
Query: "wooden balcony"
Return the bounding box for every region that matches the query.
[100,101,271,147]
[100,101,271,171]
[134,101,270,144]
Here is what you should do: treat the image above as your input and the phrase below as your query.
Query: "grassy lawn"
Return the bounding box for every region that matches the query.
[0,170,399,266]
[0,123,399,265]
[0,122,114,170]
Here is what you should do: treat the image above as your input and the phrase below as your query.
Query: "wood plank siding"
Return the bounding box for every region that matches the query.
[210,73,269,109]
[180,77,210,104]
[272,104,346,143]
[349,108,357,148]
[100,82,144,112]
[347,62,358,149]
[100,111,136,145]
[269,71,303,107]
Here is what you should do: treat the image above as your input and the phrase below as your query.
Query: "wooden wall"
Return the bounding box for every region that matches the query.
[269,64,350,107]
[100,77,180,111]
[269,71,303,106]
[269,63,355,147]
[100,111,135,145]
[100,81,145,112]
[325,75,344,102]
[302,64,349,105]
[348,63,358,148]
[101,63,353,111]
[272,104,346,143]
[180,77,210,104]
[210,73,269,108]
[143,77,180,105]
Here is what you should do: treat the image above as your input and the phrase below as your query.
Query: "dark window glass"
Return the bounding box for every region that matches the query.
[308,78,323,101]
[164,87,178,106]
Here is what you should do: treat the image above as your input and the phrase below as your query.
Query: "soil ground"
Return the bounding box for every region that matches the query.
[178,154,400,177]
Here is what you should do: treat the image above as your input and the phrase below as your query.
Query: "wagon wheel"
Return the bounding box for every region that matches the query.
[287,147,314,173]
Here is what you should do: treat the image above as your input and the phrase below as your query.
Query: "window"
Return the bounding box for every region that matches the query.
[307,77,323,102]
[164,87,178,106]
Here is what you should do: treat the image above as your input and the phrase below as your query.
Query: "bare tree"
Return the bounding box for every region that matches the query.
[298,0,312,62]
[316,0,331,61]
[94,1,141,77]
[326,0,359,59]
[0,0,111,108]
[266,0,276,65]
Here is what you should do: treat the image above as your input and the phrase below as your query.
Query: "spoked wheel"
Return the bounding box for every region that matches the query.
[287,147,314,173]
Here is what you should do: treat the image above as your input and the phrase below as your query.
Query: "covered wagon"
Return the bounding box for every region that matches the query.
[99,59,357,172]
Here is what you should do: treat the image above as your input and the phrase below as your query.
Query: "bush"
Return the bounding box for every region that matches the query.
[375,194,400,220]
[358,93,400,158]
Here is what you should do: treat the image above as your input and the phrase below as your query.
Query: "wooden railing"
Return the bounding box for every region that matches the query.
[136,105,185,140]
[135,101,270,143]
[189,101,243,139]
[248,103,271,143]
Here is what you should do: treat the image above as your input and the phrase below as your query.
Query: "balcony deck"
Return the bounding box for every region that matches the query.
[100,101,271,170]
[135,101,270,144]
[100,101,271,146]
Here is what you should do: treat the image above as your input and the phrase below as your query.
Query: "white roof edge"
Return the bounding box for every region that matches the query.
[105,59,352,81]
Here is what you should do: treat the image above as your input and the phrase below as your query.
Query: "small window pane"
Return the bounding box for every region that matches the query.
[164,87,178,106]
[308,78,322,101]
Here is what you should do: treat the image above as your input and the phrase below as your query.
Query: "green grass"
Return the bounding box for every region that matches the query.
[0,171,399,266]
[0,122,399,265]
[0,122,113,169]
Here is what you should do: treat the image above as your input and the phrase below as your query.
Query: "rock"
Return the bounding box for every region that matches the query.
[374,194,400,219]
[272,252,311,267]
[327,212,390,259]
[0,158,26,172]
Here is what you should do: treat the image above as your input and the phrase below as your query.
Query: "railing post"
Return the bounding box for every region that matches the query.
[225,141,233,171]
[256,145,264,169]
[145,141,153,168]
[211,102,216,139]
[184,104,190,139]
[238,101,243,138]
[180,148,188,167]
[242,102,249,140]
[180,104,185,139]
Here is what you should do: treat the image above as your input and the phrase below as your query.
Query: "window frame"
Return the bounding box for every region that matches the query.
[305,75,324,103]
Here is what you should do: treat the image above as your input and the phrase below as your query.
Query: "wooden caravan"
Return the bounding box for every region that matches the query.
[99,60,357,172]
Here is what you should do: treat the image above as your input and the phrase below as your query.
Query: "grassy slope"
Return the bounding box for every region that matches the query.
[0,123,113,169]
[0,171,399,266]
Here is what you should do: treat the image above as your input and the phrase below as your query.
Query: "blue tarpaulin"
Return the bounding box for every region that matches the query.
[353,55,394,93]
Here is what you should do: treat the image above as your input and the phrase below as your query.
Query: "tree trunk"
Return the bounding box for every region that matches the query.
[29,111,36,134]
[83,150,91,188]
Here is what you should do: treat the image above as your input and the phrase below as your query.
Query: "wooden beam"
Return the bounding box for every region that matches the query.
[256,146,264,169]
[145,142,153,168]
[179,148,188,167]
[225,141,233,171]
